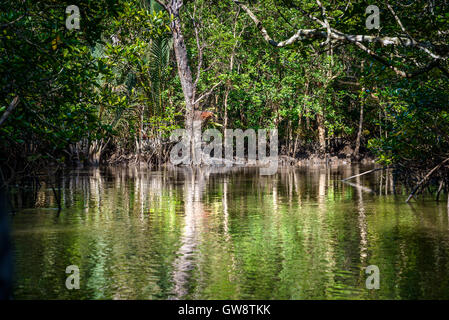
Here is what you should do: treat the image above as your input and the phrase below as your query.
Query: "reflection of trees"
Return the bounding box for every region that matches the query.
[355,166,368,263]
[11,165,449,300]
[12,167,185,299]
[171,167,205,299]
[317,167,336,298]
[222,177,239,287]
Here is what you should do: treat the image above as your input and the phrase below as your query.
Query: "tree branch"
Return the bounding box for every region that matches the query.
[315,0,331,46]
[193,81,222,106]
[232,0,448,61]
[406,157,449,203]
[0,96,20,127]
[354,41,442,78]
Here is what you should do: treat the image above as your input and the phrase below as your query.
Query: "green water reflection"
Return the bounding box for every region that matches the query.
[10,165,449,299]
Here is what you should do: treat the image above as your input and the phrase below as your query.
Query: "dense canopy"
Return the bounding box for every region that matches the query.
[0,0,448,196]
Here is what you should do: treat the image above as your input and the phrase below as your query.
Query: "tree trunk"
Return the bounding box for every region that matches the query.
[88,148,101,166]
[168,1,195,164]
[136,105,144,165]
[223,88,229,146]
[88,139,109,166]
[223,47,235,150]
[316,113,326,156]
[354,97,364,161]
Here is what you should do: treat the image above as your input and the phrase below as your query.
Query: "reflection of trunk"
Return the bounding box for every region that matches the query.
[355,166,367,262]
[169,1,195,163]
[316,113,326,155]
[319,170,326,199]
[171,168,205,299]
[223,178,229,236]
[50,168,62,213]
[317,168,336,278]
[354,98,364,161]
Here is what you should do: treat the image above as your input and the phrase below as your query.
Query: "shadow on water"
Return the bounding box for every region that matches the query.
[8,164,449,299]
[0,185,12,300]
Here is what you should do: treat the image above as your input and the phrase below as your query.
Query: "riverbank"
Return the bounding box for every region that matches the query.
[106,145,376,168]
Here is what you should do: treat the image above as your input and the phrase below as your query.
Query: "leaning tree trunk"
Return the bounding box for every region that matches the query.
[168,0,196,164]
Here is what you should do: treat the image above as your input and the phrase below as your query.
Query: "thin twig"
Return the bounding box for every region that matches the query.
[406,158,449,203]
[342,166,390,181]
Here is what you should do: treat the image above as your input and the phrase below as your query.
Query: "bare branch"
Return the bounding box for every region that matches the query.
[193,81,222,106]
[387,3,445,60]
[0,14,26,29]
[0,96,20,127]
[354,41,441,78]
[232,0,448,62]
[387,3,408,34]
[406,157,449,203]
[315,0,331,46]
[352,41,408,78]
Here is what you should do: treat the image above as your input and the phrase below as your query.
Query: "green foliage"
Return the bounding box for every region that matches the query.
[0,0,119,162]
[368,78,449,166]
[0,0,447,171]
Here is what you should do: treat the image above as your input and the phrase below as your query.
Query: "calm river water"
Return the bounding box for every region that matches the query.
[9,165,449,299]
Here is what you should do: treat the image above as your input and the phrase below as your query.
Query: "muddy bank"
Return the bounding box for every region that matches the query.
[278,154,376,166]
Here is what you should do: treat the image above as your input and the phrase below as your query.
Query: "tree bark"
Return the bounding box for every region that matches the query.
[316,113,326,156]
[167,0,196,163]
[354,97,364,161]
